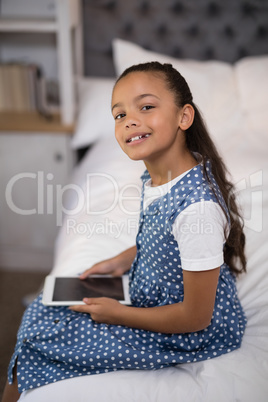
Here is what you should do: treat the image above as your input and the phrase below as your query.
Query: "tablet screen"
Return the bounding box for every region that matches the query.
[53,277,125,302]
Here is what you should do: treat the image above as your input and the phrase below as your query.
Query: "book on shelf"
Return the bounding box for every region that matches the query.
[0,62,52,119]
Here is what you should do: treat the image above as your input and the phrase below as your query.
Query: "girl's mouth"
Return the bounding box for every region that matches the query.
[126,133,151,143]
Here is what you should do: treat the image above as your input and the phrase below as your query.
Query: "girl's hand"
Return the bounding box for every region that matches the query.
[70,268,221,334]
[69,297,124,325]
[79,246,137,280]
[79,258,126,280]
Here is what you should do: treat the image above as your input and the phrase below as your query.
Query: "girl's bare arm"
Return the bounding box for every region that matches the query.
[70,267,220,334]
[79,246,137,279]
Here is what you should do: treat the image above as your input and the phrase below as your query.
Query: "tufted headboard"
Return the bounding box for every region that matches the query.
[82,0,268,77]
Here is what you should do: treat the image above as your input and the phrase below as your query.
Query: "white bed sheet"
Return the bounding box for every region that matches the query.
[19,126,268,401]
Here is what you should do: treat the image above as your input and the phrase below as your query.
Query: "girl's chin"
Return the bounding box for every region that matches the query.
[125,153,144,161]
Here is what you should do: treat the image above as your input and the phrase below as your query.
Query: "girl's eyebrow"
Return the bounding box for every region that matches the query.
[136,93,160,101]
[111,102,122,112]
[112,93,160,112]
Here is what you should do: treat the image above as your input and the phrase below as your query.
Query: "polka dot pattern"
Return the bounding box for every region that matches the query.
[8,161,246,393]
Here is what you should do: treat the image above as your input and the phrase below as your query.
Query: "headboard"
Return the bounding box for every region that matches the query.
[82,0,268,77]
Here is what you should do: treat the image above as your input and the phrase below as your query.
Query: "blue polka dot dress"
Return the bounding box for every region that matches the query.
[8,161,247,393]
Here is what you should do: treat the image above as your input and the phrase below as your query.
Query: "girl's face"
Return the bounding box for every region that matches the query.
[111,71,184,164]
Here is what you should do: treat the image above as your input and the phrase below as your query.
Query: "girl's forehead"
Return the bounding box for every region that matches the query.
[116,71,164,88]
[112,71,170,101]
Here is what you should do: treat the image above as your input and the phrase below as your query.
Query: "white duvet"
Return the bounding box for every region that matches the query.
[19,129,268,401]
[19,55,268,401]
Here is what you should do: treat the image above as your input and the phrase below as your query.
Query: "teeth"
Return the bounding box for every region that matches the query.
[130,135,141,142]
[128,134,150,143]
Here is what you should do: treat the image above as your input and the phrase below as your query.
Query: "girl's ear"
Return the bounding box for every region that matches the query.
[179,104,195,130]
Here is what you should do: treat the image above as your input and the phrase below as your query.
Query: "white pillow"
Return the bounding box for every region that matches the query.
[71,77,116,149]
[234,55,268,135]
[235,55,268,112]
[112,39,242,152]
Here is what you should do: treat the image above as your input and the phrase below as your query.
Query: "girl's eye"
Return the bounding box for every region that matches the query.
[115,113,125,120]
[141,105,154,111]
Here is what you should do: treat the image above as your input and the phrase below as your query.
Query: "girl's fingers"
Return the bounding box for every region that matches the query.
[69,305,86,312]
[79,268,98,279]
[69,301,92,313]
[79,262,110,279]
[79,270,91,279]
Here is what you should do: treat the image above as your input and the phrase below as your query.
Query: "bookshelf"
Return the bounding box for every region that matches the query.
[0,0,83,128]
[0,111,74,133]
[0,18,58,33]
[0,1,82,270]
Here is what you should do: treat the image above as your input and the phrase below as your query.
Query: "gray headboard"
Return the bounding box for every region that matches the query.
[82,0,268,77]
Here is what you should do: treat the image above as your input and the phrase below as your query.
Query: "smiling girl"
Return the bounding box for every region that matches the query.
[3,62,246,401]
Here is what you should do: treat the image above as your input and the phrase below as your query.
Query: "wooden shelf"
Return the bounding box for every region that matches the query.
[0,18,57,33]
[0,112,74,133]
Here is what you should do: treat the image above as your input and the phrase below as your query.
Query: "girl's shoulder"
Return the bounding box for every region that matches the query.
[169,162,226,214]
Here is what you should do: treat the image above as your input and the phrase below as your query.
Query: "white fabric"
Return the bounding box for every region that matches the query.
[234,55,268,112]
[71,77,115,149]
[51,135,145,277]
[144,172,227,271]
[234,55,268,134]
[19,53,268,401]
[174,201,226,271]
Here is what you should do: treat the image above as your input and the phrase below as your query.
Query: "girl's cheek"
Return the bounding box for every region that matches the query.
[114,126,119,138]
[115,130,124,146]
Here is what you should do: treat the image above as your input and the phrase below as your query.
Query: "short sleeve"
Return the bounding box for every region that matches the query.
[172,200,228,271]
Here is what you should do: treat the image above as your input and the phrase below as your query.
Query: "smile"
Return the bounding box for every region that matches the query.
[126,133,151,143]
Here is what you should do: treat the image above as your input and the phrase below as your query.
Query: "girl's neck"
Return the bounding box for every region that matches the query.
[144,149,197,187]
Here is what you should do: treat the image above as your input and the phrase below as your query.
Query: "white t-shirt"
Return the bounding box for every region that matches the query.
[143,169,227,272]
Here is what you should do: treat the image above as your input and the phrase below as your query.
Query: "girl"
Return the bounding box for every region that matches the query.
[3,62,247,401]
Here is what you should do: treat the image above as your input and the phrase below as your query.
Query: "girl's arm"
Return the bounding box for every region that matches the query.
[70,267,220,334]
[79,246,137,279]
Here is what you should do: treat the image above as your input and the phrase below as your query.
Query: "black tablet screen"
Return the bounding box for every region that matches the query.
[53,277,125,302]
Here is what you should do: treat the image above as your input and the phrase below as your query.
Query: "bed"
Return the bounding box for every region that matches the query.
[19,1,268,401]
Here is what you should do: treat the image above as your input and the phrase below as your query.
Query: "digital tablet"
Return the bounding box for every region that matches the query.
[42,275,131,306]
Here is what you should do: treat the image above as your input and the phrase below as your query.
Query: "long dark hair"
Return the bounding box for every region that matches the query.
[115,62,246,275]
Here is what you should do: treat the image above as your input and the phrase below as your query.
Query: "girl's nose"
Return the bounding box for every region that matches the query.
[125,114,140,128]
